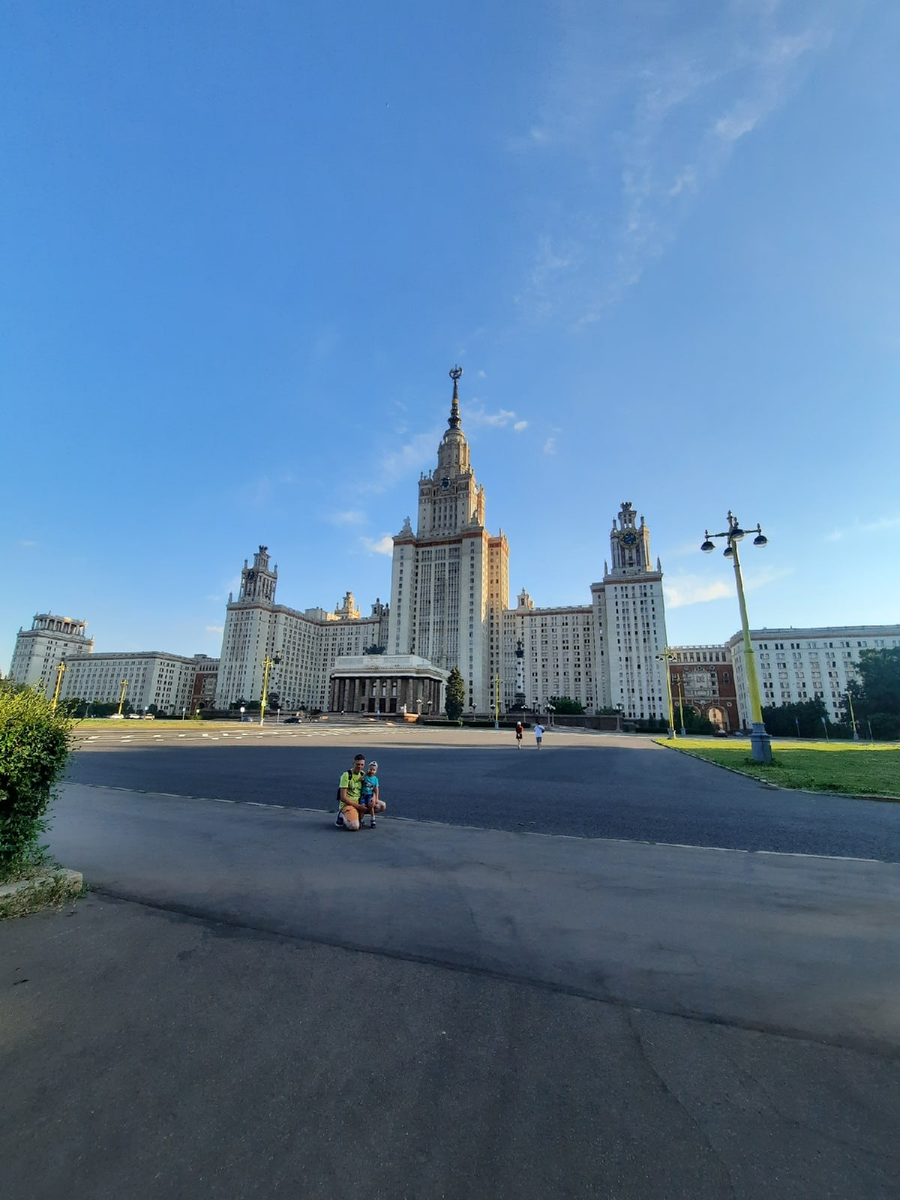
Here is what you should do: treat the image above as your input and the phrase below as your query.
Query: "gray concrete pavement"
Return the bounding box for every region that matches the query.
[7,895,898,1200]
[3,776,899,1198]
[65,734,900,860]
[45,784,900,1054]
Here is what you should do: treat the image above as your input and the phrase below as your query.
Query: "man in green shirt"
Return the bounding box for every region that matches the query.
[335,754,382,830]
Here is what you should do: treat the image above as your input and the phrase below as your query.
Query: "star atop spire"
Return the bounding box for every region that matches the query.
[448,365,463,430]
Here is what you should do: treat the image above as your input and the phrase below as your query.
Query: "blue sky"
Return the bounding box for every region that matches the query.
[3,0,899,670]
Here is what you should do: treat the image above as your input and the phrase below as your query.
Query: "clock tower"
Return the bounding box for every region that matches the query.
[238,545,277,605]
[609,502,653,575]
[590,502,669,720]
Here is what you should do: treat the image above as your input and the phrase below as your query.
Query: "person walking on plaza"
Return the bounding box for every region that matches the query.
[515,721,524,749]
[533,722,544,749]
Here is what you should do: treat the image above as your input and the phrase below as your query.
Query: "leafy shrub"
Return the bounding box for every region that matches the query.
[0,684,73,881]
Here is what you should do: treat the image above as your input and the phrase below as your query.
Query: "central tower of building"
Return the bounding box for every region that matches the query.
[387,368,508,712]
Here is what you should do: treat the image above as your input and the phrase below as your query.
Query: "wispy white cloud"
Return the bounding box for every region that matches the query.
[513,2,842,323]
[359,430,441,494]
[467,406,520,429]
[514,420,528,432]
[665,576,732,609]
[742,564,794,593]
[543,437,557,455]
[823,515,900,543]
[237,471,297,508]
[664,537,711,560]
[328,510,367,526]
[360,535,394,556]
[863,516,900,534]
[19,539,38,547]
[205,625,224,635]
[665,563,793,608]
[207,574,242,604]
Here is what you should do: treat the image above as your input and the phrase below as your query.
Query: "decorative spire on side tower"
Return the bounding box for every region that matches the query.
[448,365,463,430]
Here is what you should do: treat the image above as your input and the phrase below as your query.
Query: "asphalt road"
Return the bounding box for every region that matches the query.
[5,735,898,1199]
[67,737,900,861]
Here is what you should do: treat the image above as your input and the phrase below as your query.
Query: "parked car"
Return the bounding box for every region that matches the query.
[240,716,253,723]
[283,716,300,724]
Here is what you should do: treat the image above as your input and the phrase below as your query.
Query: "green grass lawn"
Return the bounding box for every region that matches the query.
[656,738,900,798]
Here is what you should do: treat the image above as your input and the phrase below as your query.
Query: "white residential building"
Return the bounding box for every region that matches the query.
[8,614,94,695]
[727,625,900,726]
[498,501,670,721]
[214,545,390,711]
[59,651,218,716]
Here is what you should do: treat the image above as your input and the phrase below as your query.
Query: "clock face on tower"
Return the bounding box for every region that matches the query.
[620,531,638,547]
[440,477,450,490]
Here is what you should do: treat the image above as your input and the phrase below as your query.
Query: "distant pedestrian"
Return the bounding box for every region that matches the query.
[515,721,524,748]
[534,723,544,748]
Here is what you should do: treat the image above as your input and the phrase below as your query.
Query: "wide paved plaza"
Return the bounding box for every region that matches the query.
[3,726,899,1199]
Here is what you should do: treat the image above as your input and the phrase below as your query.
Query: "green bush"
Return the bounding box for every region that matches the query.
[0,684,73,881]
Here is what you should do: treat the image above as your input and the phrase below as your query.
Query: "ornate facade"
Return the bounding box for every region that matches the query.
[214,545,390,711]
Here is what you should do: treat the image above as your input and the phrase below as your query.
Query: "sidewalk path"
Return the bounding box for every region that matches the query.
[47,784,900,1052]
[2,782,898,1200]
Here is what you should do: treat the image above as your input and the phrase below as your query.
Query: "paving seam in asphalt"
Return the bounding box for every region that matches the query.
[82,887,900,1063]
[66,782,896,865]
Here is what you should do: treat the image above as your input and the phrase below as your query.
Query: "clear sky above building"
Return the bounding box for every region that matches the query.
[2,1,898,669]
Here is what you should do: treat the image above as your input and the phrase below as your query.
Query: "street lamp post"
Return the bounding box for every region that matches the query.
[51,660,67,712]
[674,672,686,737]
[260,653,282,726]
[701,512,772,764]
[846,687,860,742]
[657,648,677,739]
[117,679,129,717]
[494,674,500,731]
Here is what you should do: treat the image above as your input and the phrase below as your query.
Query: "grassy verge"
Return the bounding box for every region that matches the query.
[0,867,86,919]
[655,738,900,798]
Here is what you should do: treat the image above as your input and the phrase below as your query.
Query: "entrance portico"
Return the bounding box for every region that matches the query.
[329,654,448,716]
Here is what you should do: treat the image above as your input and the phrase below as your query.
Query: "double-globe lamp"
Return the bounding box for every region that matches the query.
[701,512,773,764]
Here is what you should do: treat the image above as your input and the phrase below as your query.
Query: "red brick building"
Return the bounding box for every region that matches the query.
[668,645,739,731]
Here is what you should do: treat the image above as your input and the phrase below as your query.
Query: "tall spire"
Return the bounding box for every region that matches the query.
[448,365,463,430]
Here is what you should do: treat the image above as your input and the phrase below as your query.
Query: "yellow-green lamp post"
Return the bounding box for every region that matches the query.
[701,512,772,764]
[51,660,67,711]
[260,653,282,726]
[846,686,860,742]
[117,678,129,717]
[657,648,677,739]
[674,672,686,737]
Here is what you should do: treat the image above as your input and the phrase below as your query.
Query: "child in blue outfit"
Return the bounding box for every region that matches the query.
[360,761,383,827]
